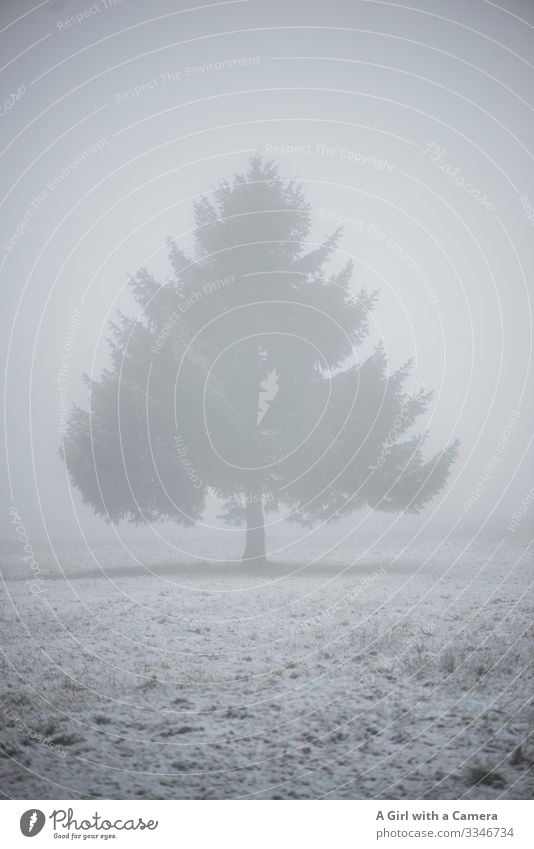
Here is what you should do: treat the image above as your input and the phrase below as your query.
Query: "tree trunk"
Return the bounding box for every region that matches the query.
[241,496,268,565]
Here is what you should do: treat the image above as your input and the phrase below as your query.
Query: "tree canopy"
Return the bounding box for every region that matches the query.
[61,156,458,561]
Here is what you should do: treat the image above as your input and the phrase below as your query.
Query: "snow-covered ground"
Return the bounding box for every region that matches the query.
[1,532,532,799]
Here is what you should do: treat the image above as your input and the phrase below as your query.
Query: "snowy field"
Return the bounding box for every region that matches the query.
[1,532,532,800]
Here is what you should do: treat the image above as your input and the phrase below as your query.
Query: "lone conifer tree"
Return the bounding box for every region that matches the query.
[62,157,458,564]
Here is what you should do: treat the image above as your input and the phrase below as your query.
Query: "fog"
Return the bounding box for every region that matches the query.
[1,0,533,548]
[1,0,534,806]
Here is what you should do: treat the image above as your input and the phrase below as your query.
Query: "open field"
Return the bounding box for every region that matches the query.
[1,533,532,799]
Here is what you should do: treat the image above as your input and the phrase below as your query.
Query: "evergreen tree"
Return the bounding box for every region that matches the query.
[62,157,458,564]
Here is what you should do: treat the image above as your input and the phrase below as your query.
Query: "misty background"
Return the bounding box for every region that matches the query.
[1,0,534,805]
[1,0,533,547]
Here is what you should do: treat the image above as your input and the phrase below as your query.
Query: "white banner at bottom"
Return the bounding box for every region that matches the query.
[1,799,532,848]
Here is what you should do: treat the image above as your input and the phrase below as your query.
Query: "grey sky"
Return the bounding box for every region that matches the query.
[1,0,533,544]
